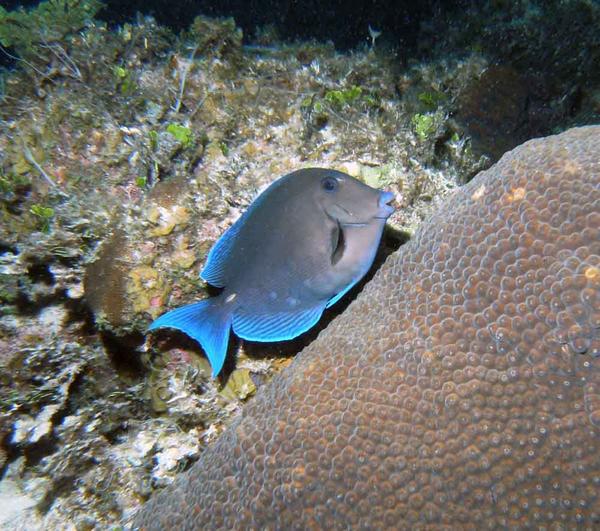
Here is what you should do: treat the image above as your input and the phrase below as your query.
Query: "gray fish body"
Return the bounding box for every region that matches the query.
[149,168,395,375]
[220,169,389,306]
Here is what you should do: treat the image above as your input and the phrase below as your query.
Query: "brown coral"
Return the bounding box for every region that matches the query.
[131,126,599,528]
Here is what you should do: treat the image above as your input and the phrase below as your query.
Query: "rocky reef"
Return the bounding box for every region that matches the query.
[0,1,598,528]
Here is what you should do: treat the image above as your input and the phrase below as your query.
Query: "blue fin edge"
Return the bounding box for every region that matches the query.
[148,299,232,377]
[232,303,326,342]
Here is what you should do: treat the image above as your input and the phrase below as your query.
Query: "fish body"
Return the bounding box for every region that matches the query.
[148,168,395,375]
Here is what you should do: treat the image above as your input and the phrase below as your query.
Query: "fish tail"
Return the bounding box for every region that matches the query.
[148,297,232,377]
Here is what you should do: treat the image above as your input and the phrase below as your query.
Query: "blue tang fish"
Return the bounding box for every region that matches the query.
[148,168,395,376]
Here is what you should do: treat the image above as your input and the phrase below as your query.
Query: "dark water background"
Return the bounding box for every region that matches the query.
[2,0,458,49]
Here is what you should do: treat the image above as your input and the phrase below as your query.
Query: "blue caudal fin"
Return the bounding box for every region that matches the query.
[148,298,232,377]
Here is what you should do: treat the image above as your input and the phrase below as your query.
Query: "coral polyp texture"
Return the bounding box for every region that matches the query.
[133,126,600,528]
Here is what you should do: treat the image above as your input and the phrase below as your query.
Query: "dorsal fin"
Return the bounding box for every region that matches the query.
[200,221,242,287]
[200,180,281,287]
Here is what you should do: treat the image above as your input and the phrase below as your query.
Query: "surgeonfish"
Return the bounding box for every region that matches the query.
[148,168,395,376]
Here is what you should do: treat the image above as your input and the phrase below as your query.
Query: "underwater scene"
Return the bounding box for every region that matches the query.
[0,0,599,528]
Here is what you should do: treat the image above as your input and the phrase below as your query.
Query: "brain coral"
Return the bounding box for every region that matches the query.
[132,126,600,529]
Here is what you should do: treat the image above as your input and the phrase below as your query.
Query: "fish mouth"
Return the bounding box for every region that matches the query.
[340,221,369,228]
[375,191,396,219]
[328,203,368,226]
[328,192,395,226]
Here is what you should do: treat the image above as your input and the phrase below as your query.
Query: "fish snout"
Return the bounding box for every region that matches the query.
[377,191,396,219]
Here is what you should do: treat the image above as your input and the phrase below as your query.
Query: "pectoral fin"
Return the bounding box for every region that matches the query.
[330,220,345,266]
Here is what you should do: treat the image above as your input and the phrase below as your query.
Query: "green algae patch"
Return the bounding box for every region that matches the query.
[417,91,446,110]
[0,0,103,75]
[412,113,436,141]
[324,85,363,107]
[29,204,55,232]
[114,66,138,96]
[166,124,194,148]
[219,369,256,401]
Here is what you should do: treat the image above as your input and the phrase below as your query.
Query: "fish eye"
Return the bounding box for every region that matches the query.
[322,177,339,192]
